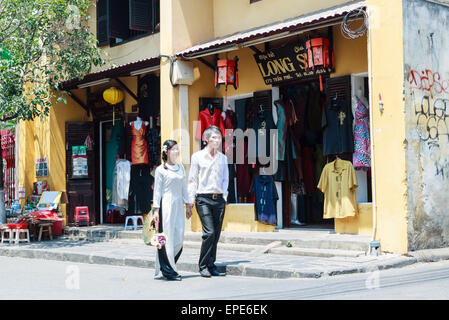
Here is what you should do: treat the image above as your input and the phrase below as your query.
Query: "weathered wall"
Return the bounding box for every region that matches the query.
[403,0,449,250]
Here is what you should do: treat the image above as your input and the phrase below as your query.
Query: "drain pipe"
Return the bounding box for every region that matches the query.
[367,6,379,254]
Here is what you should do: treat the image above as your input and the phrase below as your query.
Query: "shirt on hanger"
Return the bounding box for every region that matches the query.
[322,99,354,156]
[317,159,358,219]
[251,175,278,225]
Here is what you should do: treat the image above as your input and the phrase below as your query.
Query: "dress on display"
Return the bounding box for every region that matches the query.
[152,163,191,278]
[131,121,149,165]
[353,96,371,169]
[128,121,151,214]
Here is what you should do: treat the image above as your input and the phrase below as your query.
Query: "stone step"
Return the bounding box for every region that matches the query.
[183,240,366,258]
[63,227,370,253]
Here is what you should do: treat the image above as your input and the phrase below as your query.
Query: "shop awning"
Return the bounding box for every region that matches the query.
[60,56,160,90]
[176,0,366,58]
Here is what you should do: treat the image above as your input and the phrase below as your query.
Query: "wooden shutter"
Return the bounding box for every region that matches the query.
[66,122,98,225]
[110,0,130,39]
[253,90,273,111]
[97,0,110,46]
[325,75,351,103]
[129,0,152,32]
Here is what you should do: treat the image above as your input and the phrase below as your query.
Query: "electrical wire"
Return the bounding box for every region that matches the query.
[159,54,177,87]
[341,8,368,40]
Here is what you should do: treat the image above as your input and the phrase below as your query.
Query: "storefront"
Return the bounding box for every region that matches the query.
[173,3,374,235]
[44,58,162,227]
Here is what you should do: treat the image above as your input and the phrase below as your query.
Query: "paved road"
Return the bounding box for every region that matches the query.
[1,256,449,300]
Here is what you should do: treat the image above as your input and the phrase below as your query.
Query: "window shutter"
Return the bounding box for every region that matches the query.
[110,0,130,39]
[325,75,351,102]
[253,90,273,110]
[97,0,110,46]
[129,0,152,32]
[199,97,223,112]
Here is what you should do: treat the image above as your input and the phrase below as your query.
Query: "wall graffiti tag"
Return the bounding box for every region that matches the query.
[409,68,449,180]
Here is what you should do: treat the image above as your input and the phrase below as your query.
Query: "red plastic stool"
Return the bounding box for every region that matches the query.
[75,206,90,227]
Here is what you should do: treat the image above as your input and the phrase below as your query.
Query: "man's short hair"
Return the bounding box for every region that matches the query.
[202,126,222,142]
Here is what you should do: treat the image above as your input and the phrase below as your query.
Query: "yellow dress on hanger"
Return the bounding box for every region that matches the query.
[317,158,358,219]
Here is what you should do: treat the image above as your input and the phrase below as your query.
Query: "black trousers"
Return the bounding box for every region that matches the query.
[195,194,226,271]
[157,204,182,278]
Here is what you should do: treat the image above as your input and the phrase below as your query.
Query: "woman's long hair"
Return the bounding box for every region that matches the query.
[162,140,178,169]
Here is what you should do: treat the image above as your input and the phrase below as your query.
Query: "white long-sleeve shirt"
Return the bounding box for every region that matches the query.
[188,148,229,203]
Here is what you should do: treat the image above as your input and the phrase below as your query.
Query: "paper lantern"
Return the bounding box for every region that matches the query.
[306,38,332,91]
[103,87,123,125]
[215,57,239,107]
[103,87,124,105]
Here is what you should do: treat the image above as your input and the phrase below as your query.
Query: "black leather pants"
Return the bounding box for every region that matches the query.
[195,194,226,271]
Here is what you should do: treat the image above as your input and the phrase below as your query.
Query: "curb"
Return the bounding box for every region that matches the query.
[0,245,426,280]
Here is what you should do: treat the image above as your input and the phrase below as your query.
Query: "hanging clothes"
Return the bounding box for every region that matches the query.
[249,109,276,164]
[352,96,371,169]
[235,98,247,131]
[131,121,149,165]
[251,175,278,225]
[146,123,161,168]
[195,106,226,141]
[111,159,131,210]
[236,139,252,200]
[223,108,237,156]
[322,98,354,156]
[317,159,358,219]
[128,164,153,214]
[105,120,124,203]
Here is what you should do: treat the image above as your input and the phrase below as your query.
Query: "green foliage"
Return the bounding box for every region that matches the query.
[0,0,105,123]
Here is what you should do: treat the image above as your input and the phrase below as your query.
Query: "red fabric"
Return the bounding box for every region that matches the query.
[301,146,315,193]
[131,122,149,165]
[236,140,251,197]
[223,109,237,156]
[195,108,226,141]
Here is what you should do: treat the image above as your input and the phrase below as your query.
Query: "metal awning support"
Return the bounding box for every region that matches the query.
[67,90,90,116]
[113,77,138,102]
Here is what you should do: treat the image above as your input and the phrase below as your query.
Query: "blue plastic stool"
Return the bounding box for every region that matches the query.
[124,216,143,231]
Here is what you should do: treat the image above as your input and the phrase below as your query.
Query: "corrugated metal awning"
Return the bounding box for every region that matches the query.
[60,56,160,90]
[176,0,366,58]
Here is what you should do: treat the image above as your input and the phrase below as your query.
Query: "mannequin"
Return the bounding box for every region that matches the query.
[129,116,149,129]
[356,86,369,107]
[207,104,214,116]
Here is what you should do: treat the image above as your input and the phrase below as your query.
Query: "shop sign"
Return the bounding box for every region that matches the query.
[72,146,88,178]
[35,157,49,177]
[253,42,333,85]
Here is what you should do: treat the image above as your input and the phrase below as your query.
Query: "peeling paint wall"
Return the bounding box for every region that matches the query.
[404,0,449,250]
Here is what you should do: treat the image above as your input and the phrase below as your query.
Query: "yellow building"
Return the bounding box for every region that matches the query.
[15,0,449,254]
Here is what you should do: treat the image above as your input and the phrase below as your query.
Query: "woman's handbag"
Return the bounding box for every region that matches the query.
[142,209,157,245]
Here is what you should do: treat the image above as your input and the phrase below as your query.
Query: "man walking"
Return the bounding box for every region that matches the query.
[188,126,229,277]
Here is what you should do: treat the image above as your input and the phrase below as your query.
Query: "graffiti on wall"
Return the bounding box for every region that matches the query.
[408,68,449,180]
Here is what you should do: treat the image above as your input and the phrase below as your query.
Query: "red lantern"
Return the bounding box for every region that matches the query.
[306,38,332,91]
[215,57,239,107]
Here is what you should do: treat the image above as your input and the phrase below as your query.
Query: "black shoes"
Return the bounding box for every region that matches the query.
[209,269,226,276]
[200,268,226,277]
[165,274,182,281]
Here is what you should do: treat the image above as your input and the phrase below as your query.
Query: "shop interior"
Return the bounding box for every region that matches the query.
[99,73,161,224]
[195,30,372,230]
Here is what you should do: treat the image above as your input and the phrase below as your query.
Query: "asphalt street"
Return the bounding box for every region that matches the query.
[0,256,449,300]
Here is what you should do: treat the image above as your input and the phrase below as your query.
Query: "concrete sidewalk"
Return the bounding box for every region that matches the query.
[1,227,447,279]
